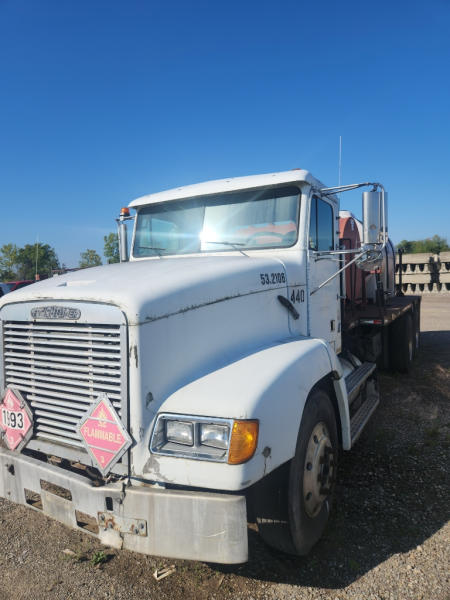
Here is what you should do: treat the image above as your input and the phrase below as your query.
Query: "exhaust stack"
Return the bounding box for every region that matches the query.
[362,191,388,245]
[117,207,134,262]
[355,189,387,271]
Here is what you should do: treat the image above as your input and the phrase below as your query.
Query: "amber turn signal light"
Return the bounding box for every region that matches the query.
[228,420,259,465]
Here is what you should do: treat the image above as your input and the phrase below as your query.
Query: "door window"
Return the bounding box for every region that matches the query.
[309,197,334,251]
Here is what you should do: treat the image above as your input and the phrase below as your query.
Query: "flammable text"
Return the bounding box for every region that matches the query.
[82,426,124,445]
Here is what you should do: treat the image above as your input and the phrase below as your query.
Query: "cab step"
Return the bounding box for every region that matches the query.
[345,361,376,405]
[350,392,379,445]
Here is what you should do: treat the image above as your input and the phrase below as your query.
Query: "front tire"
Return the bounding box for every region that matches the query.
[254,388,338,555]
[288,389,338,555]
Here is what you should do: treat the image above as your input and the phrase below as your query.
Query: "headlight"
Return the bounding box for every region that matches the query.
[150,414,258,464]
[166,420,194,446]
[199,423,229,449]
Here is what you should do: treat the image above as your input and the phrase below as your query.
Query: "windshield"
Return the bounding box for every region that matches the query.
[133,186,300,257]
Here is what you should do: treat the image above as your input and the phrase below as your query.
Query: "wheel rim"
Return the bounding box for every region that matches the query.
[303,422,334,518]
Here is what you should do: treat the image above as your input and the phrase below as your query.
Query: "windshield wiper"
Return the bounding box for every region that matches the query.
[137,246,166,257]
[205,240,245,248]
[204,240,248,256]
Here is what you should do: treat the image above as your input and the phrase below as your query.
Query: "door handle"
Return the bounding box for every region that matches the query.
[277,295,299,320]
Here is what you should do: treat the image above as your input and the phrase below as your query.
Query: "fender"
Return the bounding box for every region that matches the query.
[152,337,349,491]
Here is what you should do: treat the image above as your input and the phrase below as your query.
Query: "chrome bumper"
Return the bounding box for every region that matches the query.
[0,448,248,564]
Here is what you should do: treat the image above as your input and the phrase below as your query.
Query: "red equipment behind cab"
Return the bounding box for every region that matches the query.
[339,212,365,304]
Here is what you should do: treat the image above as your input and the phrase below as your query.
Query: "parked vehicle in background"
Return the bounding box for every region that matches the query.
[0,281,34,297]
[0,170,420,564]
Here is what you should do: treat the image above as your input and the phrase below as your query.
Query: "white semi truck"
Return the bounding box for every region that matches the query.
[0,170,420,563]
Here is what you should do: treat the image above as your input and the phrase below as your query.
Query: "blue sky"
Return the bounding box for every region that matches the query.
[1,0,449,266]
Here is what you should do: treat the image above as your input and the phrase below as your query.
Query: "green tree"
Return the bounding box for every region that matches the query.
[397,235,449,254]
[103,232,120,264]
[79,249,102,268]
[397,240,413,253]
[17,243,60,280]
[424,235,449,254]
[0,243,19,280]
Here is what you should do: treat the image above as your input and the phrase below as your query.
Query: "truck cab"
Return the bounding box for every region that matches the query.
[0,169,419,563]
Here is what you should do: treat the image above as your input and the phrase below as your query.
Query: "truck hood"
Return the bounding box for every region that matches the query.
[0,256,286,325]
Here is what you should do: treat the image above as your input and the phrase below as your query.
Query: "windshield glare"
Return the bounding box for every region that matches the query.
[133,186,300,257]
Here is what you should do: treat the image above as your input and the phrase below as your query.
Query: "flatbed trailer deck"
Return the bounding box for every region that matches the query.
[343,295,421,330]
[343,295,421,371]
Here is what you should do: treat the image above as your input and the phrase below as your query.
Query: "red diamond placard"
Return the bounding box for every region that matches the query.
[0,388,33,452]
[77,394,132,476]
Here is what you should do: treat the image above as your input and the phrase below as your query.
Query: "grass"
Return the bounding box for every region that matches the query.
[91,550,108,566]
[61,549,86,563]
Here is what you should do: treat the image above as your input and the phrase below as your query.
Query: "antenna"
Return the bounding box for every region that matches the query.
[338,135,342,192]
[35,236,39,280]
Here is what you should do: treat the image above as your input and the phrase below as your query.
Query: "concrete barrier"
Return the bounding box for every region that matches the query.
[395,252,449,294]
[402,283,418,294]
[402,253,433,264]
[438,251,450,272]
[400,273,431,284]
[405,262,433,273]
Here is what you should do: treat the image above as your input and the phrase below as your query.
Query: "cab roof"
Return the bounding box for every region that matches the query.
[129,169,328,209]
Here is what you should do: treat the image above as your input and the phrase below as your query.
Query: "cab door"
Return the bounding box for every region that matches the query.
[307,195,341,352]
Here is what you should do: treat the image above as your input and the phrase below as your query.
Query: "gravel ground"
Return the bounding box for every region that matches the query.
[0,295,449,600]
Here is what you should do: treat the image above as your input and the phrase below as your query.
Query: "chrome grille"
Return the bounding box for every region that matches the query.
[2,321,124,450]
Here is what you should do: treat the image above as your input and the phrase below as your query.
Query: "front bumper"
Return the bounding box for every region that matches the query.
[0,448,248,564]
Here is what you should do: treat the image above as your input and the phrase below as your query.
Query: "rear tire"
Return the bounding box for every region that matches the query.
[391,312,414,372]
[253,389,338,555]
[412,304,420,357]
